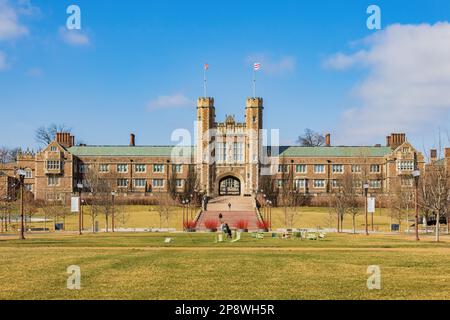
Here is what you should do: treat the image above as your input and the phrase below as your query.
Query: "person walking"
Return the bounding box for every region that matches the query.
[219,213,223,223]
[228,202,232,211]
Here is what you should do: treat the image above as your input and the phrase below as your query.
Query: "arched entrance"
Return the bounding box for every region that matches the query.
[219,176,241,196]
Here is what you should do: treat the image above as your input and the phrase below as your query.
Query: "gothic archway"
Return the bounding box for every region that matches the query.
[219,176,241,196]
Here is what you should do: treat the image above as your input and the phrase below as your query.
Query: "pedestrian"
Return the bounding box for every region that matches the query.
[225,223,232,239]
[219,213,223,223]
[228,202,231,211]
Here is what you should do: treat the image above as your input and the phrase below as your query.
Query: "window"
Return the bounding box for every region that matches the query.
[25,169,32,178]
[46,193,62,201]
[332,164,344,173]
[314,165,325,173]
[135,164,146,173]
[50,146,57,152]
[153,164,165,173]
[233,142,244,162]
[353,180,362,188]
[296,164,307,173]
[370,164,381,173]
[153,179,164,188]
[294,179,306,189]
[47,160,61,170]
[134,179,146,188]
[401,177,413,187]
[175,179,183,187]
[314,179,325,188]
[24,184,33,192]
[99,164,109,173]
[78,164,88,173]
[278,165,288,173]
[397,160,414,171]
[173,164,182,173]
[369,180,382,188]
[351,165,361,173]
[47,176,59,186]
[117,179,128,187]
[402,147,410,153]
[117,164,128,173]
[216,142,226,162]
[331,179,340,188]
[276,180,285,188]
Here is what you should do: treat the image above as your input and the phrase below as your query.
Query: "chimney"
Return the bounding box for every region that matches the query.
[389,133,406,149]
[325,133,331,147]
[445,148,450,159]
[430,149,437,162]
[386,136,391,147]
[130,133,136,146]
[55,132,74,148]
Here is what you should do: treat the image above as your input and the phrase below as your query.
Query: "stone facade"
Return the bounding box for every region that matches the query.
[0,96,436,203]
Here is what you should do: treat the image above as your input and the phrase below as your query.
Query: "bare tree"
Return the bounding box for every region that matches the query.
[296,129,325,147]
[83,163,114,233]
[0,147,20,163]
[331,172,359,233]
[35,124,71,146]
[151,191,175,228]
[419,161,449,242]
[278,159,305,228]
[387,179,413,233]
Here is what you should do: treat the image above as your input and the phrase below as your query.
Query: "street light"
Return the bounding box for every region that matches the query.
[412,170,421,241]
[111,191,116,233]
[76,183,83,235]
[363,183,370,236]
[17,169,26,240]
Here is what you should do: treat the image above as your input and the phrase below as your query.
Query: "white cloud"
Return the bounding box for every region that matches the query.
[325,22,450,144]
[147,93,193,111]
[246,54,296,75]
[0,0,29,40]
[0,50,7,70]
[59,27,90,46]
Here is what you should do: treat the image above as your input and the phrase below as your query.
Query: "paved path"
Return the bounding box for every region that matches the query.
[196,196,259,231]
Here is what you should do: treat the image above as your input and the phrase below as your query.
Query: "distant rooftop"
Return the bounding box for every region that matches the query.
[274,146,392,157]
[67,145,392,158]
[68,146,195,157]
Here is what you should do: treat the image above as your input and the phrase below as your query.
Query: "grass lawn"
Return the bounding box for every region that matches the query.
[270,207,398,232]
[0,232,449,300]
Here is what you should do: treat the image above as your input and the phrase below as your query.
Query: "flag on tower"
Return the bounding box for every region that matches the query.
[204,63,209,70]
[253,62,261,71]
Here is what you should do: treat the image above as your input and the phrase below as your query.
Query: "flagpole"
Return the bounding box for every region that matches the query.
[253,68,256,98]
[204,66,207,98]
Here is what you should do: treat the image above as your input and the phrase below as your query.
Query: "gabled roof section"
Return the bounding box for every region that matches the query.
[270,146,392,157]
[67,146,195,157]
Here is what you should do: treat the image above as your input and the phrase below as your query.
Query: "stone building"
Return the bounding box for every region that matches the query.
[0,96,436,203]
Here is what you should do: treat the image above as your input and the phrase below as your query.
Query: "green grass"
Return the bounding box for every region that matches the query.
[1,232,449,300]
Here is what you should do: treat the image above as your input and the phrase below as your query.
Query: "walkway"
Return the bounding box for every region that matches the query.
[196,196,260,231]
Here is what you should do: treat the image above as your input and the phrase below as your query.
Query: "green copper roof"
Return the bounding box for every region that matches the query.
[275,146,392,157]
[68,146,195,157]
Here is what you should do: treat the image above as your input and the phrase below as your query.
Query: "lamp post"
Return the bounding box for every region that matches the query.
[363,183,369,236]
[76,183,83,235]
[412,170,420,241]
[17,169,26,240]
[111,191,116,233]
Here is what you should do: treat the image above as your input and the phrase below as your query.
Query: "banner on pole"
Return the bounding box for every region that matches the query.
[368,197,375,213]
[71,197,80,213]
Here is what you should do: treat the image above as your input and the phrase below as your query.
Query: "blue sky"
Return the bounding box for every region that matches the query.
[1,0,450,153]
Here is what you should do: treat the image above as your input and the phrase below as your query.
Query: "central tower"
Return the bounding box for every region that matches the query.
[196,97,263,197]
